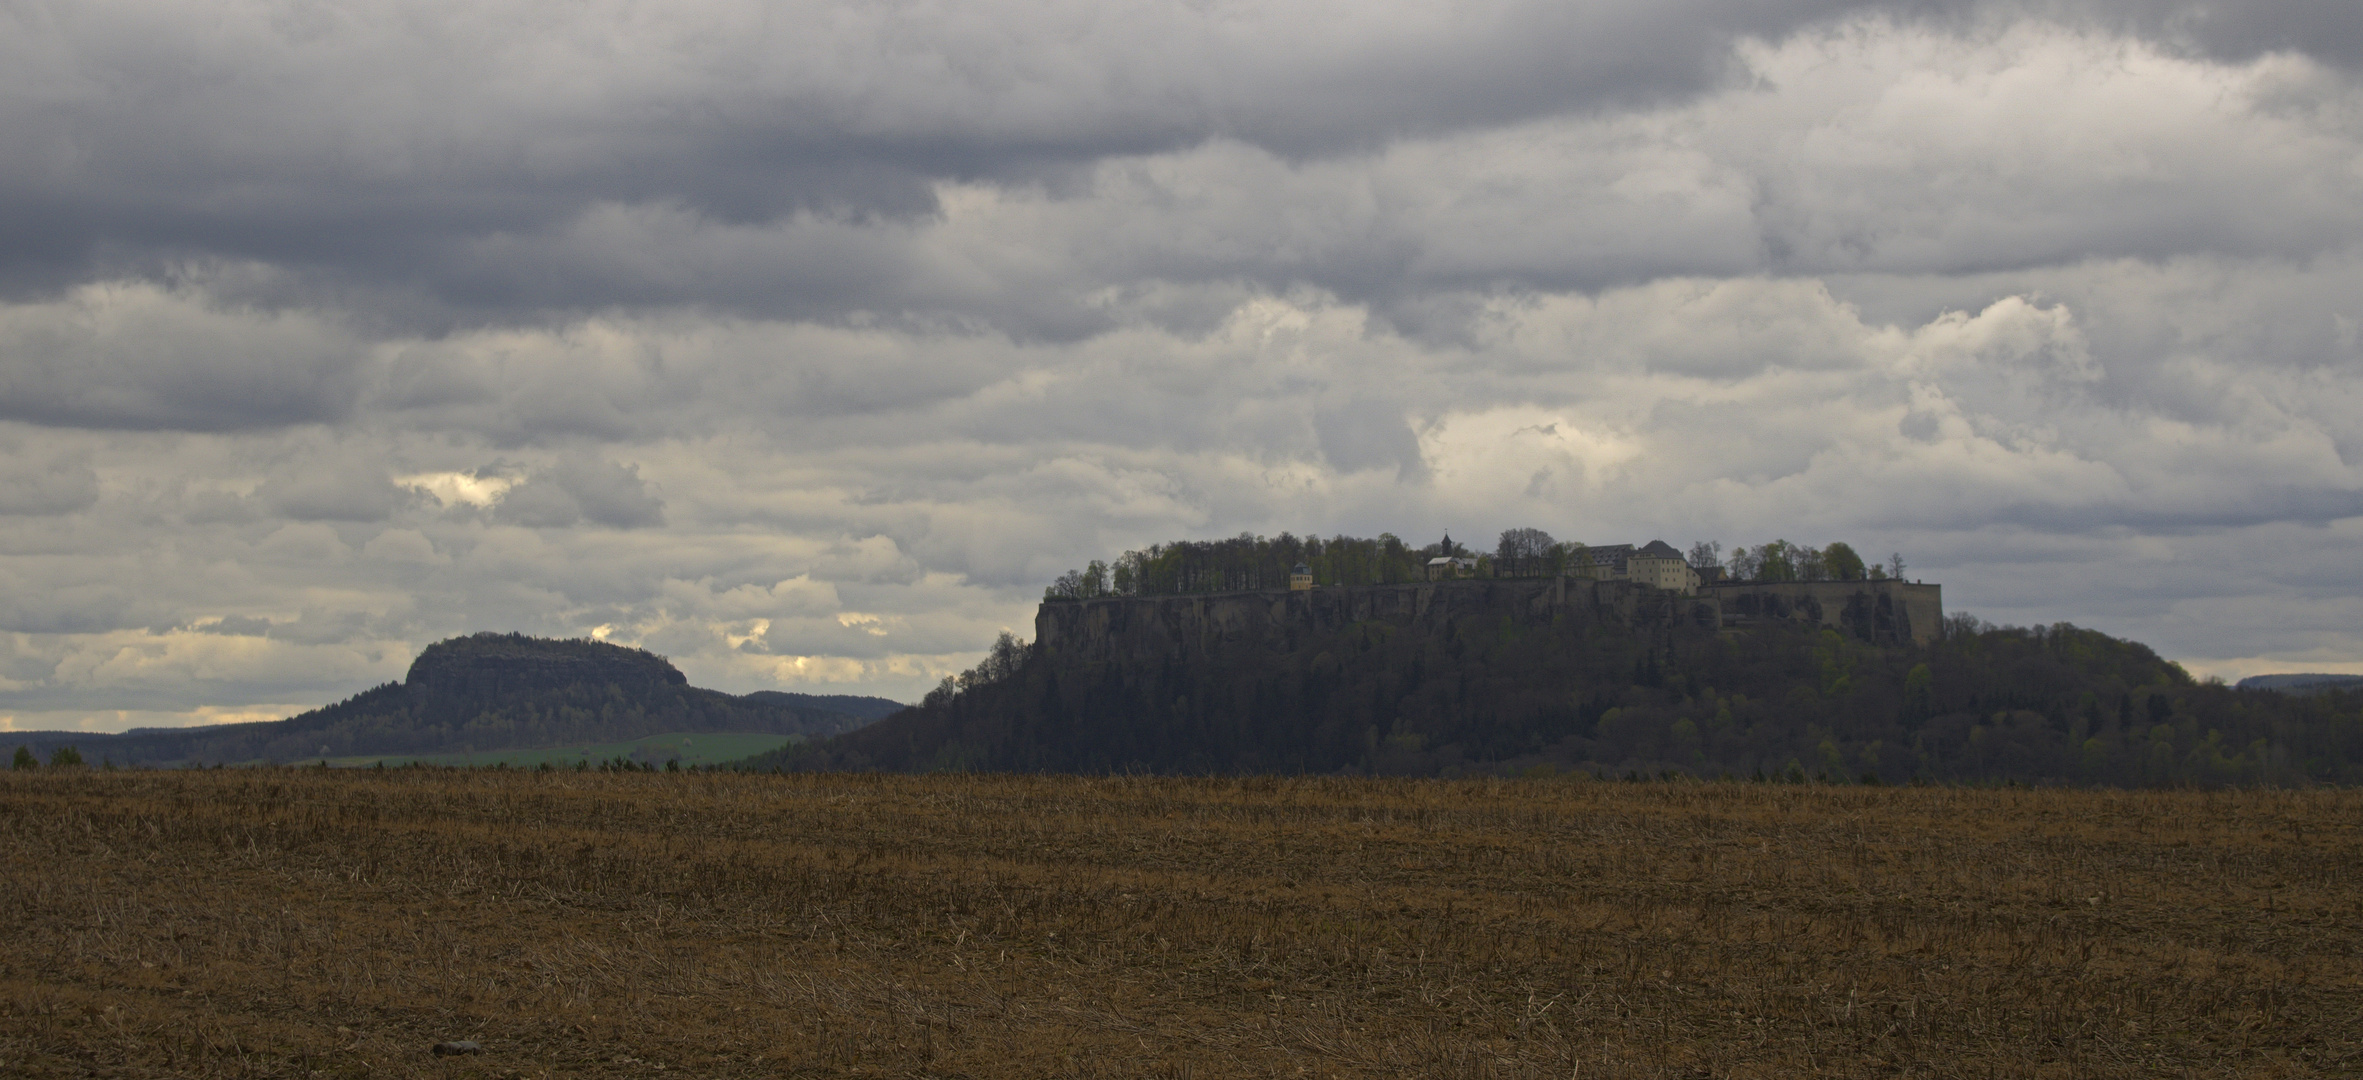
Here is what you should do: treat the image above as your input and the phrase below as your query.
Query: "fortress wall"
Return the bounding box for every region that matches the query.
[1040,577,1942,663]
[1036,578,1722,666]
[1701,580,1943,646]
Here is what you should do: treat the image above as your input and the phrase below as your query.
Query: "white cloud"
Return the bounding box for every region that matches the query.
[0,282,368,430]
[400,472,514,508]
[3,10,2362,728]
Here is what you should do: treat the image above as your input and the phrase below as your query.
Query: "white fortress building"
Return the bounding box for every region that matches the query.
[1568,540,1700,594]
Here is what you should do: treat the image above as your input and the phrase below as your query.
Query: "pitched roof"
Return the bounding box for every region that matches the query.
[1635,539,1683,559]
[1576,543,1633,568]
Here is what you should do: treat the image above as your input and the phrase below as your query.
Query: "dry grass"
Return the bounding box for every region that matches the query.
[1,769,2357,1078]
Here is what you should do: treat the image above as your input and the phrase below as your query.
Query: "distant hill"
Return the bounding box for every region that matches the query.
[741,690,907,721]
[2236,673,2363,694]
[8,633,893,767]
[743,580,2363,787]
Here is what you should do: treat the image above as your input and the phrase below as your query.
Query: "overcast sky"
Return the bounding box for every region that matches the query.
[4,0,2361,731]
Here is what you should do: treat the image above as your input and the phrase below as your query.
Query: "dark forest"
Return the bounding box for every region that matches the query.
[758,604,2363,787]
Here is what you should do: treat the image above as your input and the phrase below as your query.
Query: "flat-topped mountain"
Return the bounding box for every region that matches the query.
[734,521,2363,785]
[397,633,694,724]
[2237,673,2363,695]
[754,577,2363,787]
[741,690,908,721]
[11,633,903,767]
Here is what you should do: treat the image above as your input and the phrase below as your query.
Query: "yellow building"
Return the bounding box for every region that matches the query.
[1625,540,1700,595]
[1290,563,1314,591]
[1565,540,1699,594]
[1425,556,1477,580]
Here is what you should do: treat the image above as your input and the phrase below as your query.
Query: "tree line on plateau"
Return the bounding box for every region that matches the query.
[1044,530,1910,599]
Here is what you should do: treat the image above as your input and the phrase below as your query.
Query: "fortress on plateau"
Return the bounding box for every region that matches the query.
[1039,569,1943,669]
[1042,532,1943,661]
[768,530,2358,787]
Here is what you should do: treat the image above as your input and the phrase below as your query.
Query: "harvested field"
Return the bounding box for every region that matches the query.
[1,769,2356,1078]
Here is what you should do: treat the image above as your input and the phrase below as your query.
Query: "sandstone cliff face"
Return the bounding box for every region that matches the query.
[1036,577,1720,665]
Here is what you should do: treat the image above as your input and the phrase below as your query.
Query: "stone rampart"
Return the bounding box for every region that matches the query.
[1035,577,1721,665]
[1037,577,1942,663]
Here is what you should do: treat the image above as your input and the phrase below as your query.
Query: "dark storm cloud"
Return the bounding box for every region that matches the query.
[0,449,98,515]
[0,0,1959,320]
[0,579,152,636]
[2,0,2356,334]
[5,1,2363,731]
[494,458,666,529]
[1314,399,1431,479]
[2072,0,2363,68]
[0,282,368,430]
[256,462,418,522]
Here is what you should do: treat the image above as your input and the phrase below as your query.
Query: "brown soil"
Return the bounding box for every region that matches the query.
[2,769,2356,1077]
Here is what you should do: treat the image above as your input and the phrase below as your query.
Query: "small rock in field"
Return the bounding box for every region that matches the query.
[431,1040,483,1055]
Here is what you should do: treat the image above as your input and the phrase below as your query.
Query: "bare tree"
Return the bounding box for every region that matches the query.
[1687,541,1722,568]
[1495,527,1556,560]
[1044,569,1085,600]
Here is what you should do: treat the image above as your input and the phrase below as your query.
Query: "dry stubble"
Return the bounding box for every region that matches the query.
[0,769,2356,1078]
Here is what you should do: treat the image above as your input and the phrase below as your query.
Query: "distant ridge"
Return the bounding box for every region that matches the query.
[742,690,907,721]
[8,633,894,766]
[2237,673,2363,694]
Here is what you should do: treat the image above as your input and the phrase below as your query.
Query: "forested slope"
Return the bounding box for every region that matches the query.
[752,590,2363,786]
